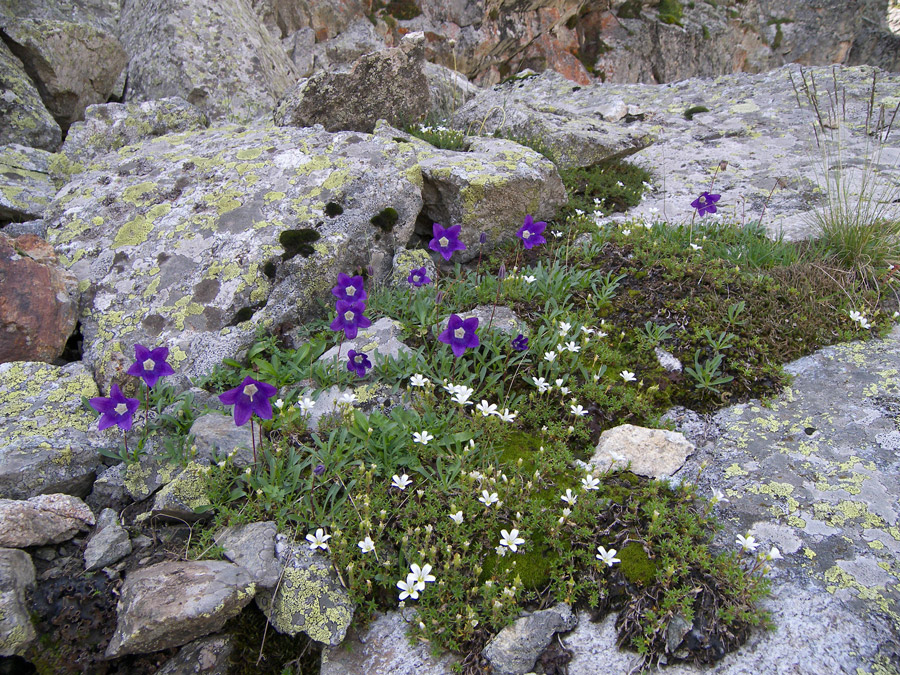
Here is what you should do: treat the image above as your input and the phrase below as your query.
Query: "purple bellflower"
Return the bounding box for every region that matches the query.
[347,349,372,378]
[691,191,721,217]
[511,334,529,352]
[438,314,480,357]
[126,344,176,389]
[429,223,467,261]
[219,376,278,426]
[407,266,432,287]
[516,215,547,250]
[332,273,367,303]
[90,384,141,431]
[313,464,326,476]
[330,299,371,340]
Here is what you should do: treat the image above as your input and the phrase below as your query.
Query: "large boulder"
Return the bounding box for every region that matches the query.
[0,145,58,222]
[0,493,95,548]
[118,0,299,122]
[42,123,423,389]
[274,32,431,133]
[0,0,121,34]
[0,17,127,130]
[0,40,61,151]
[106,560,256,657]
[0,361,110,500]
[249,0,366,42]
[285,17,385,77]
[0,548,36,657]
[0,232,78,363]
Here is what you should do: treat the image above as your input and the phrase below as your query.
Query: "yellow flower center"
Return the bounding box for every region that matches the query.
[439,237,449,247]
[243,383,258,400]
[142,358,155,371]
[344,310,354,321]
[355,354,365,364]
[114,403,128,415]
[454,327,465,339]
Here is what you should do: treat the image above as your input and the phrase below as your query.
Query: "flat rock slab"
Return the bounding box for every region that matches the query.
[318,317,411,366]
[189,413,254,467]
[216,521,280,589]
[482,603,577,675]
[0,361,111,500]
[154,633,233,675]
[0,493,94,547]
[83,508,131,571]
[106,560,255,657]
[0,547,36,656]
[320,610,460,675]
[0,145,57,222]
[0,40,61,151]
[589,423,694,479]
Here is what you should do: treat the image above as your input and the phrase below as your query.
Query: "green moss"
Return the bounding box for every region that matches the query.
[279,228,321,260]
[262,260,278,278]
[658,0,683,25]
[497,431,544,475]
[559,159,652,217]
[684,105,710,120]
[325,202,344,217]
[383,0,421,20]
[617,0,643,19]
[618,541,657,586]
[370,207,399,232]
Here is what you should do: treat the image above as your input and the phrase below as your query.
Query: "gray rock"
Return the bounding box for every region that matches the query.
[659,406,718,450]
[275,32,431,133]
[425,61,479,118]
[255,533,353,645]
[457,305,527,338]
[0,493,95,547]
[153,633,233,675]
[320,610,460,675]
[655,346,683,373]
[390,247,436,288]
[1,219,47,238]
[215,521,280,589]
[318,317,411,366]
[118,0,298,122]
[589,424,694,479]
[0,0,121,34]
[292,18,386,78]
[0,144,57,222]
[84,508,131,571]
[482,603,577,675]
[0,40,61,151]
[146,463,212,522]
[0,17,127,129]
[105,560,256,657]
[0,547,36,656]
[87,454,182,512]
[0,361,109,500]
[43,123,423,392]
[62,98,209,164]
[189,413,255,467]
[253,0,365,44]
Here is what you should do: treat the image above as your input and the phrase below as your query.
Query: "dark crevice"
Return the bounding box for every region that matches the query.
[58,320,84,364]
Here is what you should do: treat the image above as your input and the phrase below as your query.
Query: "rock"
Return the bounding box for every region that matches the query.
[62,98,209,164]
[87,454,182,511]
[659,406,718,450]
[482,603,578,675]
[43,123,423,391]
[0,361,114,500]
[83,508,132,571]
[0,548,36,656]
[0,145,57,222]
[320,610,460,675]
[215,521,280,589]
[413,134,568,263]
[251,0,366,43]
[589,424,694,479]
[456,305,527,338]
[425,61,479,118]
[146,463,212,522]
[289,17,386,78]
[274,32,431,133]
[0,493,95,547]
[0,40,61,151]
[255,533,353,645]
[189,414,255,467]
[655,346,682,373]
[0,232,78,363]
[318,316,411,367]
[0,0,121,34]
[0,17,127,129]
[390,247,435,288]
[105,560,256,657]
[2,219,47,238]
[118,0,298,122]
[153,633,233,675]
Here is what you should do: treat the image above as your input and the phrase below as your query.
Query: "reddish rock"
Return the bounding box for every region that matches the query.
[0,232,78,364]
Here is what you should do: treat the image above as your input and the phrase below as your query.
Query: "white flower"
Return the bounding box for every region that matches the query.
[582,474,600,490]
[621,228,631,236]
[306,528,331,551]
[392,474,412,490]
[498,409,518,423]
[410,563,436,587]
[450,385,475,406]
[559,321,572,336]
[544,350,557,363]
[581,326,595,335]
[499,529,525,553]
[532,376,551,393]
[523,275,536,284]
[274,398,284,409]
[479,490,499,506]
[571,403,588,417]
[476,400,498,417]
[358,536,375,554]
[559,386,570,396]
[449,511,464,524]
[616,180,624,187]
[736,533,759,552]
[555,378,565,387]
[561,488,577,506]
[495,545,507,556]
[338,391,358,405]
[849,310,864,323]
[412,430,434,445]
[397,574,421,601]
[711,488,729,504]
[298,396,315,414]
[765,546,783,561]
[620,370,636,382]
[564,341,580,353]
[596,546,621,567]
[410,373,430,387]
[690,243,702,251]
[552,230,563,238]
[561,507,572,518]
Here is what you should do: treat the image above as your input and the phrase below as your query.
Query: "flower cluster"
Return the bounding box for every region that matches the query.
[329,272,373,377]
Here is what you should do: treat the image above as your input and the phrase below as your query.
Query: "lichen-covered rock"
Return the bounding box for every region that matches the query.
[0,145,58,222]
[153,633,233,675]
[147,462,211,521]
[0,40,61,151]
[425,60,479,118]
[189,413,255,468]
[0,232,78,363]
[215,520,280,589]
[274,32,431,133]
[87,452,181,511]
[251,0,366,43]
[83,507,131,571]
[482,603,577,675]
[255,533,353,645]
[286,17,385,78]
[590,423,694,479]
[105,560,256,657]
[456,305,527,338]
[0,547,36,656]
[318,316,411,366]
[62,98,209,164]
[0,0,121,34]
[118,0,298,122]
[0,17,127,129]
[0,493,95,547]
[320,610,460,675]
[0,361,109,499]
[390,247,435,288]
[42,123,423,391]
